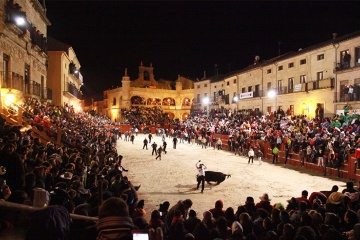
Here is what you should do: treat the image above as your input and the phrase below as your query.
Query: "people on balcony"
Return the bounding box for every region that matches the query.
[344,52,351,69]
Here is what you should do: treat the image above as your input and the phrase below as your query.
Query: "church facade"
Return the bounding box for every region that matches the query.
[101,62,195,123]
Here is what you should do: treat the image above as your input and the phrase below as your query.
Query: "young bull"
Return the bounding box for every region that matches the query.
[205,171,231,185]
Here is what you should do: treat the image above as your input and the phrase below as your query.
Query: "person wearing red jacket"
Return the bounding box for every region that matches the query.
[354,145,360,174]
[209,200,225,219]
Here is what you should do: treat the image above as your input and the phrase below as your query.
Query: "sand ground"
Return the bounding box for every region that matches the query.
[116,133,347,221]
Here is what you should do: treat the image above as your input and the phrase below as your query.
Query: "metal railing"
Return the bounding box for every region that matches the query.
[1,71,24,91]
[66,82,82,99]
[334,91,360,103]
[24,80,41,97]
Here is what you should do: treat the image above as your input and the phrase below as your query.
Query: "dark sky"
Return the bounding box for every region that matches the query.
[45,1,360,98]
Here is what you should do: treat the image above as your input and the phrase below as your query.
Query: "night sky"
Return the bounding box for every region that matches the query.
[45,1,360,99]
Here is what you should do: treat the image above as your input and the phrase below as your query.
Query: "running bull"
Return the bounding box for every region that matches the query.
[205,171,231,185]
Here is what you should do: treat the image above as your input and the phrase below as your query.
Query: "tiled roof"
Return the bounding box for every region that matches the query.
[47,36,71,53]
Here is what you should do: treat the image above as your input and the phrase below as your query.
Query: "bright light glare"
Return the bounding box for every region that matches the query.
[15,17,25,26]
[233,96,238,102]
[75,105,82,113]
[267,90,276,98]
[202,97,209,104]
[5,93,15,106]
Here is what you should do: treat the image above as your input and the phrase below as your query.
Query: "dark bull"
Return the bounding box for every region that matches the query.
[205,171,231,185]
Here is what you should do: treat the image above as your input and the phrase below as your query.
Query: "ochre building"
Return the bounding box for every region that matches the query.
[101,62,195,122]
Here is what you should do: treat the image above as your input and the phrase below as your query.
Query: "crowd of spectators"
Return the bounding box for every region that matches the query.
[1,101,360,239]
[121,106,171,126]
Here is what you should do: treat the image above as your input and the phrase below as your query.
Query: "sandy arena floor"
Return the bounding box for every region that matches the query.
[116,133,347,220]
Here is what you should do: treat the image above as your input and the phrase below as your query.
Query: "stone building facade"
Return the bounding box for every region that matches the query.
[47,36,83,110]
[101,62,195,122]
[194,30,360,118]
[0,0,50,109]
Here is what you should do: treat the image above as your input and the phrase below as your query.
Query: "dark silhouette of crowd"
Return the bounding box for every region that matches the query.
[121,106,171,126]
[1,101,360,240]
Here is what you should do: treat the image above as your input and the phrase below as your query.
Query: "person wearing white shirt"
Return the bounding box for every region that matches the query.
[196,160,206,193]
[248,148,255,164]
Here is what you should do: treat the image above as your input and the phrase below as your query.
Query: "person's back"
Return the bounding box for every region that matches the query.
[96,197,134,240]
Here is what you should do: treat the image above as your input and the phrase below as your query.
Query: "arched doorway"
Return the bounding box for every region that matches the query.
[163,97,176,106]
[181,113,189,120]
[167,112,175,119]
[131,96,146,105]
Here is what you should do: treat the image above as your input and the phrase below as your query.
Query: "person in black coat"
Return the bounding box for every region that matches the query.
[143,138,148,150]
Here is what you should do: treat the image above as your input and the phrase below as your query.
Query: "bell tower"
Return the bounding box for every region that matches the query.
[121,68,131,109]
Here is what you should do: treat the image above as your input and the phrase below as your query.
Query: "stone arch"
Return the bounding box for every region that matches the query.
[147,97,161,105]
[181,112,189,120]
[162,97,175,106]
[182,97,191,106]
[131,96,146,105]
[167,112,175,119]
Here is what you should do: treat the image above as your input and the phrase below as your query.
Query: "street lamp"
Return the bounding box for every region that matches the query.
[302,102,309,117]
[233,95,238,113]
[202,96,210,116]
[267,89,277,114]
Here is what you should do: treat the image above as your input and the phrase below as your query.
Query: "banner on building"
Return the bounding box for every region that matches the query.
[240,92,253,99]
[294,84,302,92]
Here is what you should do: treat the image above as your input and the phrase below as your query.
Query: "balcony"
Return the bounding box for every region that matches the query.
[64,82,82,100]
[40,87,52,100]
[306,78,334,91]
[1,71,24,92]
[335,61,360,72]
[24,80,41,97]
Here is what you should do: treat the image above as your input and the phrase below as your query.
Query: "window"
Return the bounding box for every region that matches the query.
[242,87,245,93]
[288,78,294,93]
[317,54,324,60]
[113,97,116,106]
[267,69,272,74]
[317,71,323,80]
[288,62,294,68]
[300,75,307,83]
[144,70,150,80]
[340,50,350,68]
[25,64,30,94]
[248,86,252,92]
[214,85,217,89]
[233,79,236,84]
[267,82,271,90]
[225,94,229,104]
[355,47,360,67]
[277,80,283,93]
[300,59,306,65]
[197,85,200,89]
[204,83,207,87]
[255,84,260,97]
[227,82,230,86]
[278,66,283,71]
[3,54,9,86]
